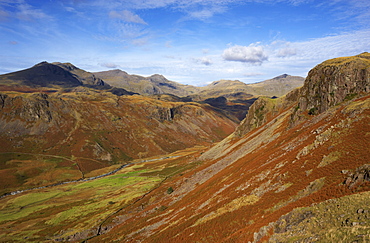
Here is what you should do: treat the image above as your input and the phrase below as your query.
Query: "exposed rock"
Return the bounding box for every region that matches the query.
[344,164,370,188]
[299,52,370,115]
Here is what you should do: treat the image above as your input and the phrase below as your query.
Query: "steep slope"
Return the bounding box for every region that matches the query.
[81,53,369,242]
[298,52,370,115]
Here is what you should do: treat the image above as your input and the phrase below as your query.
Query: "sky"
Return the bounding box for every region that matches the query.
[0,0,369,86]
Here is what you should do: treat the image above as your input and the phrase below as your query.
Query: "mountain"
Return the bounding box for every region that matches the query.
[1,53,369,242]
[94,70,200,96]
[196,74,304,98]
[247,74,305,97]
[0,61,83,88]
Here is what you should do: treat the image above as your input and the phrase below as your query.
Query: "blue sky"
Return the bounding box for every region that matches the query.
[0,0,369,86]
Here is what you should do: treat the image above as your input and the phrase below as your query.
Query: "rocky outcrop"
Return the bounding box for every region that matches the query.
[1,93,53,123]
[235,97,274,136]
[299,52,370,115]
[343,164,370,188]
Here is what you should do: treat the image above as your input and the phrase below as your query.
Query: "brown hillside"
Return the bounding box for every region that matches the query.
[0,88,236,195]
[0,53,369,243]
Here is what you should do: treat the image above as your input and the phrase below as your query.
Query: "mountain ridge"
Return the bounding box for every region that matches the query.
[94,69,305,98]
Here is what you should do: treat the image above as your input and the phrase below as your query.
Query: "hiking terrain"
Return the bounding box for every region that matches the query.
[0,53,369,242]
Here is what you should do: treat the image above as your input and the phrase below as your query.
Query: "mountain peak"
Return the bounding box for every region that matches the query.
[33,61,50,66]
[273,74,289,79]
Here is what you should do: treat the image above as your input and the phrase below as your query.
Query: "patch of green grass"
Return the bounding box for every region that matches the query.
[0,191,61,222]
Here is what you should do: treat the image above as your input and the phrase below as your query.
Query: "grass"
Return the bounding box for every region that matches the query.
[0,191,61,222]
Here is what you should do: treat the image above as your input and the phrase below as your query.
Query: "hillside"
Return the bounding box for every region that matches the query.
[84,52,369,243]
[0,53,369,242]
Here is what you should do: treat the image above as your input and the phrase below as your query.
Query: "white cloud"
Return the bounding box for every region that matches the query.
[222,44,268,64]
[109,10,147,25]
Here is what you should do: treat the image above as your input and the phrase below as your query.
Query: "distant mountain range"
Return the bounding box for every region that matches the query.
[0,61,304,99]
[93,69,304,98]
[0,61,304,98]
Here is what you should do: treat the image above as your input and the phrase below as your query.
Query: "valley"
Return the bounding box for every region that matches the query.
[0,53,369,242]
